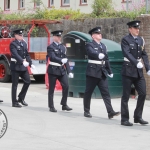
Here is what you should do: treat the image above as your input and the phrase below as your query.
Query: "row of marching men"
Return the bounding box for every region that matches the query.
[1,20,150,127]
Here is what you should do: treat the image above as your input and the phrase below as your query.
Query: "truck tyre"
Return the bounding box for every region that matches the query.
[33,75,45,82]
[0,60,11,82]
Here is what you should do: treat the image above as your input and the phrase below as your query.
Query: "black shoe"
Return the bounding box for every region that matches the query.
[0,100,3,102]
[84,112,92,118]
[134,118,149,125]
[12,103,22,108]
[121,121,133,126]
[18,98,28,106]
[62,105,72,111]
[49,107,57,112]
[108,111,121,119]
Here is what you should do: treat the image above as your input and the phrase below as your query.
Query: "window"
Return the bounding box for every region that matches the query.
[122,0,132,2]
[34,0,40,7]
[62,0,70,6]
[19,0,25,9]
[80,0,88,5]
[50,0,54,6]
[81,0,87,4]
[48,0,54,7]
[4,0,10,10]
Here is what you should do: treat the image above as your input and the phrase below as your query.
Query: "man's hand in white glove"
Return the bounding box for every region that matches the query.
[31,64,35,69]
[107,74,113,78]
[68,73,73,78]
[137,62,143,68]
[98,53,105,59]
[61,58,68,64]
[23,61,29,67]
[147,70,150,76]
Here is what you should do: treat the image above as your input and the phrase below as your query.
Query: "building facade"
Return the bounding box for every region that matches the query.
[0,0,136,13]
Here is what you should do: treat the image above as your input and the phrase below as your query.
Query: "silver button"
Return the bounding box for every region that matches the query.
[138,57,139,58]
[138,45,140,46]
[138,51,140,52]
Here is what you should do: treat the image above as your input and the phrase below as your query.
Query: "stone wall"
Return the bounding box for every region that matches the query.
[137,15,150,100]
[46,18,130,44]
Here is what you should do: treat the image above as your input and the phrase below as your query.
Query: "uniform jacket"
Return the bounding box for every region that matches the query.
[121,34,150,78]
[10,39,32,71]
[47,42,71,76]
[85,40,112,79]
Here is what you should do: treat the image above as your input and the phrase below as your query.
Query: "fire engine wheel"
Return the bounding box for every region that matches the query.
[0,60,10,82]
[33,75,45,82]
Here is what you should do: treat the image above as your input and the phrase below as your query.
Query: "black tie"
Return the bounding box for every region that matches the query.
[135,38,138,43]
[20,41,23,46]
[99,44,102,49]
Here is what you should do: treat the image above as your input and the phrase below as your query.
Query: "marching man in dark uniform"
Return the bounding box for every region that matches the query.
[83,27,120,118]
[47,30,73,112]
[121,20,150,126]
[10,28,35,108]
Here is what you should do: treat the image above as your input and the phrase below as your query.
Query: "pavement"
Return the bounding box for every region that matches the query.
[0,81,150,150]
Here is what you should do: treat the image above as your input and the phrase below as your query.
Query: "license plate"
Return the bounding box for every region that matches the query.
[39,60,46,64]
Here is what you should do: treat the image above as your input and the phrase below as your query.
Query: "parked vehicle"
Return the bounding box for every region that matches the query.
[0,19,61,82]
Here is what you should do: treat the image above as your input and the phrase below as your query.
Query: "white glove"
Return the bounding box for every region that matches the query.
[31,64,35,69]
[137,62,143,68]
[23,61,29,67]
[107,74,113,78]
[147,70,150,76]
[68,73,74,78]
[98,53,105,59]
[61,58,68,64]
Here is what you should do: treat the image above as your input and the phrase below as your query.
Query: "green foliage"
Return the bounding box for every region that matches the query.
[90,0,147,20]
[91,0,114,16]
[0,0,148,21]
[32,8,87,20]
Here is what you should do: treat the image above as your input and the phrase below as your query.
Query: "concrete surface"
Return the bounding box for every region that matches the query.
[0,81,150,150]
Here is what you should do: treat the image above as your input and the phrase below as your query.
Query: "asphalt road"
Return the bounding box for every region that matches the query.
[0,81,150,150]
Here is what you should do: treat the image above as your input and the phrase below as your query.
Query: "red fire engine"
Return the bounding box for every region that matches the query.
[0,19,61,83]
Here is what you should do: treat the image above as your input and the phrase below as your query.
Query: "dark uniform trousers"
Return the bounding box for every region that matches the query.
[121,75,146,121]
[84,75,113,113]
[48,74,68,108]
[10,39,32,104]
[83,40,114,113]
[121,34,150,122]
[47,42,71,108]
[11,70,30,104]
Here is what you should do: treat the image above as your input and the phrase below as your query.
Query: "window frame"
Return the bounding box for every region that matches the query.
[48,0,54,8]
[34,0,40,8]
[61,0,70,7]
[18,0,25,10]
[121,0,132,3]
[4,0,10,11]
[80,0,88,6]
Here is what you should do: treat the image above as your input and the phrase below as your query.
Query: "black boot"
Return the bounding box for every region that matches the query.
[108,111,120,119]
[84,112,92,118]
[18,98,28,106]
[62,105,72,111]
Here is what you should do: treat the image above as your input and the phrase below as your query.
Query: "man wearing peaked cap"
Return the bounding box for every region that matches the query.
[88,27,101,35]
[47,30,73,112]
[127,20,141,28]
[51,30,63,36]
[13,28,24,35]
[120,20,150,126]
[9,28,35,108]
[83,26,120,119]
